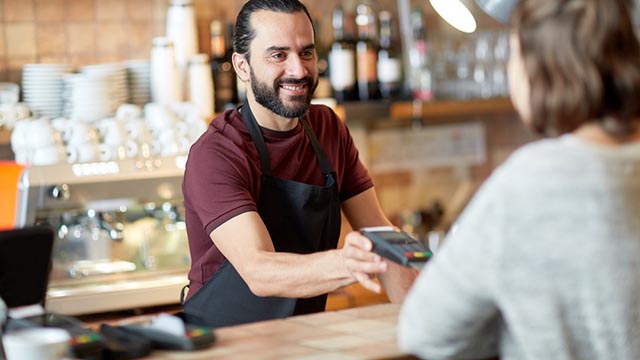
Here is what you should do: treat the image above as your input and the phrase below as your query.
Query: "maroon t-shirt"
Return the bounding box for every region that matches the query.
[182,104,373,298]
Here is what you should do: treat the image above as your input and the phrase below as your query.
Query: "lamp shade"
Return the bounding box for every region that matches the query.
[429,0,477,33]
[475,0,519,24]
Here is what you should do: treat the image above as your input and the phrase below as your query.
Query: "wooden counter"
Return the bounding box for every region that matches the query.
[145,303,416,359]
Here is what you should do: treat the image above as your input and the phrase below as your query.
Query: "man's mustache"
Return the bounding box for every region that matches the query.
[275,77,314,87]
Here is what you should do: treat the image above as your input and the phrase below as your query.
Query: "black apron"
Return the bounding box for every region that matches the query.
[183,103,342,328]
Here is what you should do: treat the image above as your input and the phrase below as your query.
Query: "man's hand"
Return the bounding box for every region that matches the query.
[341,231,389,293]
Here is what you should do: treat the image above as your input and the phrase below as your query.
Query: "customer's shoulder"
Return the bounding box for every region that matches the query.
[505,137,572,167]
[489,137,578,188]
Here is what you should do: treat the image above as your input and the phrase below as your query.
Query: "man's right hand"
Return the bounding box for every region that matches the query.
[340,231,389,293]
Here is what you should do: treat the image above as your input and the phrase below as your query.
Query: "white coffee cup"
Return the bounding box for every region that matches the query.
[99,140,138,161]
[66,121,99,145]
[157,129,190,156]
[10,119,34,151]
[67,142,100,163]
[51,117,72,139]
[150,113,178,132]
[124,119,153,143]
[13,148,33,164]
[32,144,66,166]
[0,103,30,130]
[2,328,71,360]
[100,121,130,147]
[116,103,143,121]
[31,118,64,148]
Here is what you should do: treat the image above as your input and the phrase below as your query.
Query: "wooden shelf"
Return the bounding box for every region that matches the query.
[390,97,515,120]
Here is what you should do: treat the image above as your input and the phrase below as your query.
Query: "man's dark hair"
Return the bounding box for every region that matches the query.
[513,0,640,137]
[233,0,314,61]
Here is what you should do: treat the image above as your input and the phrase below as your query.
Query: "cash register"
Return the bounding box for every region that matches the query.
[0,226,105,359]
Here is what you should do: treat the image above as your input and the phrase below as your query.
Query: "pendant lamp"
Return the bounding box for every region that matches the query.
[475,0,519,24]
[428,0,519,33]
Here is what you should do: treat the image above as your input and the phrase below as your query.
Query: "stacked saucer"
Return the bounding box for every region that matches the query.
[125,60,151,106]
[63,73,115,122]
[63,63,129,122]
[80,62,129,107]
[22,64,72,118]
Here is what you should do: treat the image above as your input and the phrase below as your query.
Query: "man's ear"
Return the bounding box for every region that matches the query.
[232,53,250,82]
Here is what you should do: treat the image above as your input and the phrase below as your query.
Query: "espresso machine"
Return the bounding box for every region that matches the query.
[13,155,190,316]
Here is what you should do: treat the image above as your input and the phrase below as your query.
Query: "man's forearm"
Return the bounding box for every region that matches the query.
[238,249,357,298]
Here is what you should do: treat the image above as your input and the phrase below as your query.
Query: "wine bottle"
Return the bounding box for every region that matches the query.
[377,10,402,99]
[328,5,358,103]
[409,8,433,101]
[355,1,381,101]
[210,20,239,112]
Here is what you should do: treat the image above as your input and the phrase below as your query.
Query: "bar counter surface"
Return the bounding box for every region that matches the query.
[144,303,417,359]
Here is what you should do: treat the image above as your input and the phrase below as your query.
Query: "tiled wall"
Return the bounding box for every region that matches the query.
[0,0,501,84]
[0,0,168,83]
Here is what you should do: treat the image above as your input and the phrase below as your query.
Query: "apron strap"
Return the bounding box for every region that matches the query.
[241,104,272,175]
[298,117,334,177]
[180,284,190,305]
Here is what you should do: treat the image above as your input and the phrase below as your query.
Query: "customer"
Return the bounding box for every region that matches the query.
[398,0,640,358]
[182,0,417,328]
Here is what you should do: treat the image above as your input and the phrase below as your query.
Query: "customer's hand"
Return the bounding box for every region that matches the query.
[341,231,389,293]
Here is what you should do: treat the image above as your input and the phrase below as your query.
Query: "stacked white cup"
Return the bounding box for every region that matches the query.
[96,117,139,161]
[151,37,182,106]
[63,120,101,163]
[11,117,66,166]
[0,103,30,130]
[166,0,198,100]
[116,104,154,158]
[144,103,191,157]
[188,54,214,119]
[171,102,208,143]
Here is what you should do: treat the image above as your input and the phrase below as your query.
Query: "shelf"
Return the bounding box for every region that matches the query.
[390,97,515,120]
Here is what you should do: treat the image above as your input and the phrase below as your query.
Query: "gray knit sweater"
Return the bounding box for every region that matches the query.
[398,135,640,360]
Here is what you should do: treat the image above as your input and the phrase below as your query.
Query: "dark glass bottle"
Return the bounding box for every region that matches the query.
[210,20,238,112]
[328,5,358,103]
[409,8,433,101]
[355,1,380,101]
[377,10,402,99]
[313,21,333,99]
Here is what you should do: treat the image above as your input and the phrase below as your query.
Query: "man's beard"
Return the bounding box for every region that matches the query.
[250,68,318,119]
